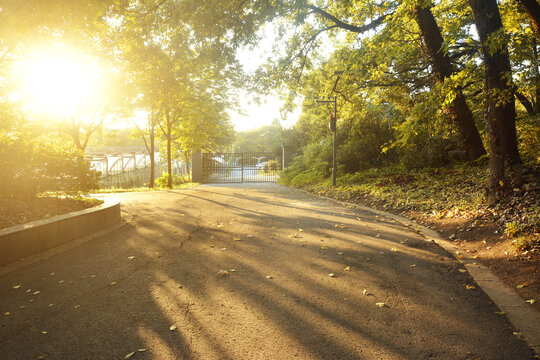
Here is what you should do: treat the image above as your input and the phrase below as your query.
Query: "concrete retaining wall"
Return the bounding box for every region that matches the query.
[0,198,121,266]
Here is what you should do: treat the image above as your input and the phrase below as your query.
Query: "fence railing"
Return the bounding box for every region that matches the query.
[89,153,187,189]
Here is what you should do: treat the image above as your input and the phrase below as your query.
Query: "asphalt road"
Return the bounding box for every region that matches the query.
[0,184,536,359]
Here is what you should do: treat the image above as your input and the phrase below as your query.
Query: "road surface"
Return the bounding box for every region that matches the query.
[0,184,535,359]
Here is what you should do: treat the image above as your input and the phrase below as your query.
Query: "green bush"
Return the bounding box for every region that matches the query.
[517,114,540,169]
[0,131,99,198]
[263,160,279,173]
[155,171,186,188]
[279,141,332,186]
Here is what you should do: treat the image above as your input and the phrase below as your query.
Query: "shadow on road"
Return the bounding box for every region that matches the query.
[0,184,534,359]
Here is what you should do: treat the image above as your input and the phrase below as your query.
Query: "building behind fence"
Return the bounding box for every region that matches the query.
[90,153,188,189]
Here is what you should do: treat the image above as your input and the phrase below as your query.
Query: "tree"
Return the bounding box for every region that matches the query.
[469,0,523,195]
[413,1,486,160]
[517,0,540,37]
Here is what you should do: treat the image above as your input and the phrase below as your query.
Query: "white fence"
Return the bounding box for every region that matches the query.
[89,153,187,188]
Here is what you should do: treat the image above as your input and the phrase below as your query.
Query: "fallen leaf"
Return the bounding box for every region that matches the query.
[74,305,80,309]
[138,349,147,352]
[125,352,136,359]
[516,281,532,289]
[246,235,254,238]
[218,270,229,276]
[233,237,241,241]
[288,234,299,238]
[362,289,369,295]
[458,269,467,273]
[410,264,416,267]
[299,229,304,232]
[170,325,177,331]
[90,275,96,278]
[465,285,476,290]
[33,291,40,295]
[221,248,228,251]
[375,302,386,308]
[41,331,47,334]
[110,282,117,286]
[127,256,135,260]
[266,275,273,279]
[375,234,381,238]
[525,299,535,305]
[457,255,464,259]
[337,252,344,255]
[391,247,397,252]
[328,273,336,277]
[12,285,21,289]
[344,266,351,271]
[4,312,10,316]
[320,246,328,250]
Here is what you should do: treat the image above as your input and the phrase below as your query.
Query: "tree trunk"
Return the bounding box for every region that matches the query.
[533,37,540,113]
[414,3,487,161]
[184,151,191,177]
[518,0,540,37]
[149,126,155,188]
[469,0,523,195]
[166,114,173,189]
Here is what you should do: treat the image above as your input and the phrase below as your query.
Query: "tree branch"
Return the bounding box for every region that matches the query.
[307,5,389,33]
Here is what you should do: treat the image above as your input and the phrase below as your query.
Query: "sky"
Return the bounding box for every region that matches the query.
[229,24,301,132]
[227,93,301,131]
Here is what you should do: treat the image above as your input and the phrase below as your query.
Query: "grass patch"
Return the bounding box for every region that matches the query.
[284,163,539,250]
[93,182,198,193]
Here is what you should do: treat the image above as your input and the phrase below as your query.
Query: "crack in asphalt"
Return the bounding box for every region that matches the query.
[180,214,203,249]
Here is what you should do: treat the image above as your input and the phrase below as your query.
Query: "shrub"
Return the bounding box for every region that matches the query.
[516,114,540,169]
[0,131,99,198]
[263,160,279,173]
[279,141,332,186]
[155,171,186,188]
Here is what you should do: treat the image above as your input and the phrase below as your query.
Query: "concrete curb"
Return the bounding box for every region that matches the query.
[304,191,540,355]
[0,197,121,267]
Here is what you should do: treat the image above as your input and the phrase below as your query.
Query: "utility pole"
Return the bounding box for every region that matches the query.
[315,95,337,186]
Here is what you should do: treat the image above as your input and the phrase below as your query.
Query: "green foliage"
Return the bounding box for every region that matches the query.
[0,130,99,199]
[504,221,523,237]
[155,171,187,188]
[516,114,540,169]
[279,141,332,187]
[263,160,279,173]
[233,120,285,154]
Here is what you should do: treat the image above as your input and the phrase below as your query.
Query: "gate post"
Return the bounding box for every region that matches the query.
[281,145,295,169]
[192,150,203,183]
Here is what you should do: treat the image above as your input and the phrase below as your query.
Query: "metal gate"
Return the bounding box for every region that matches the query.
[202,153,282,183]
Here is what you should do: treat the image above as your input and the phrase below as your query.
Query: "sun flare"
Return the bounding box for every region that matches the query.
[17,49,102,115]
